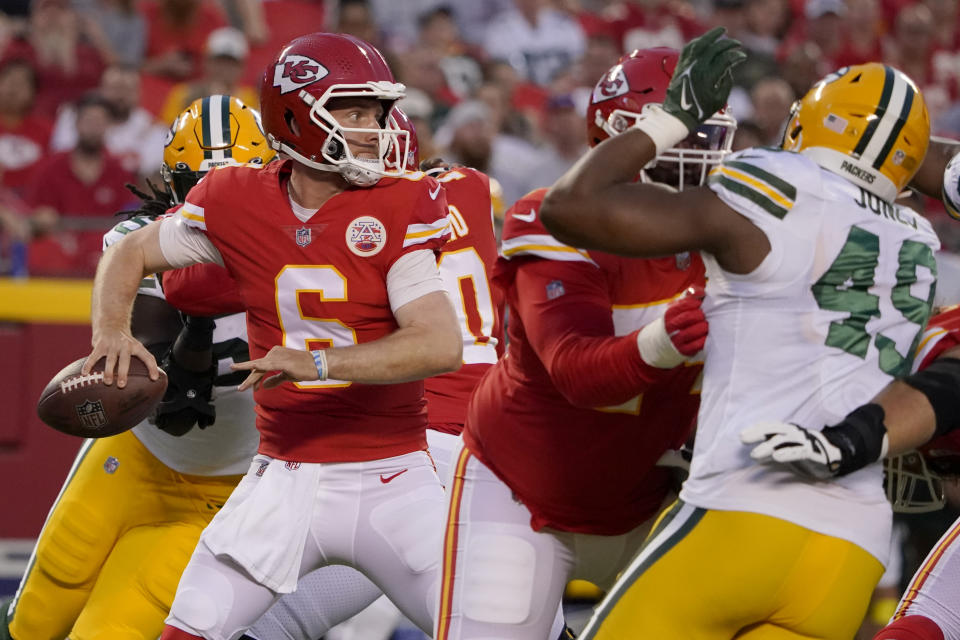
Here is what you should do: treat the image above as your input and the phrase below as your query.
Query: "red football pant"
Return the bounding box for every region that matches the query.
[873,615,945,640]
[160,625,203,640]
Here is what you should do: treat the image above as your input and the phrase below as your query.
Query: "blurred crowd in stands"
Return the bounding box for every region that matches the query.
[1,0,959,277]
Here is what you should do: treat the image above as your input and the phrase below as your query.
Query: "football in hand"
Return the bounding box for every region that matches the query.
[36,357,168,438]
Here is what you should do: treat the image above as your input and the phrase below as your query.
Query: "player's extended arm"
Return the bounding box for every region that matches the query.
[515,259,706,408]
[909,137,960,198]
[741,346,960,479]
[233,290,463,389]
[85,221,173,385]
[539,28,762,273]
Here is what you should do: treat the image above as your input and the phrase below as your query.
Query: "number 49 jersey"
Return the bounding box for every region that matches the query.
[683,147,939,565]
[178,159,450,464]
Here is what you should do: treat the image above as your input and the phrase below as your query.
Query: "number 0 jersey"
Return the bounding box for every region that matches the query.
[175,160,451,463]
[464,188,705,535]
[682,148,940,564]
[426,167,504,431]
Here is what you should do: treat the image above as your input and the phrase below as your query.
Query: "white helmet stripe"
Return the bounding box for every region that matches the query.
[208,94,226,164]
[860,68,911,168]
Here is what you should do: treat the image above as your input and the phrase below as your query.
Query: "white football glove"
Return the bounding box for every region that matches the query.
[739,421,844,480]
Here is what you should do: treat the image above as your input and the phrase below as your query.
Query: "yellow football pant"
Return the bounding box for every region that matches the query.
[8,430,241,640]
[582,502,884,640]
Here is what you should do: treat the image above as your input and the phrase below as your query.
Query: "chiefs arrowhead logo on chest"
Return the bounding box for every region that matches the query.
[273,55,329,94]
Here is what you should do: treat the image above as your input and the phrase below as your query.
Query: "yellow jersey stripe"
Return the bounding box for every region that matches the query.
[713,166,795,210]
[436,446,472,639]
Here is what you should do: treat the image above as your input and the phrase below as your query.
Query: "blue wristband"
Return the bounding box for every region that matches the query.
[310,349,328,381]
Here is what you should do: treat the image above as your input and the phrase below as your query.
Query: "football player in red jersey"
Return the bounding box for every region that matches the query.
[82,33,463,640]
[234,108,516,640]
[432,48,732,640]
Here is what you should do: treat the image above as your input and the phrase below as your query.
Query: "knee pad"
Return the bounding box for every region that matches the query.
[37,503,108,586]
[874,615,945,640]
[168,557,238,637]
[461,531,538,625]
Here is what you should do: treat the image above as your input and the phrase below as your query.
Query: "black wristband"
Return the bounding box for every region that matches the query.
[821,403,888,477]
[181,315,215,350]
[901,357,960,438]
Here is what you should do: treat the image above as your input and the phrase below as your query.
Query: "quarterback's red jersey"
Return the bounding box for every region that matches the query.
[178,160,450,463]
[463,188,706,536]
[915,306,960,457]
[426,167,505,432]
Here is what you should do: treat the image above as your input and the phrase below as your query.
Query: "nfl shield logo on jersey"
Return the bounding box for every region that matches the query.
[346,216,387,257]
[103,456,120,474]
[546,279,566,300]
[296,226,312,247]
[675,252,691,270]
[76,399,107,429]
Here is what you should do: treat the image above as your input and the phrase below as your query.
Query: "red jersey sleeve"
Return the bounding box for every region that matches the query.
[390,174,450,269]
[916,306,960,371]
[514,259,671,408]
[162,262,246,317]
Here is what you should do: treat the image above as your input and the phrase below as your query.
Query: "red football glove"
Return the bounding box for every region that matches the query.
[636,285,708,368]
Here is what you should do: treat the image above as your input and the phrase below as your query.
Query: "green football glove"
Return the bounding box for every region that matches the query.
[664,27,746,133]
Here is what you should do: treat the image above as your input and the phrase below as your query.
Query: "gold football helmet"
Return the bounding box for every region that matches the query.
[162,94,276,203]
[781,63,929,203]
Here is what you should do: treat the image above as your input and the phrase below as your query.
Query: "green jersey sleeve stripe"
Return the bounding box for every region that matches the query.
[724,160,797,201]
[709,174,790,219]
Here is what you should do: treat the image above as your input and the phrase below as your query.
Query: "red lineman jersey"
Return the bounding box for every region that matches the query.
[178,160,450,463]
[426,167,504,432]
[464,188,706,536]
[915,305,960,457]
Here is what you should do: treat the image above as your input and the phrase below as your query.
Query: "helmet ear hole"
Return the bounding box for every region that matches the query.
[284,109,301,137]
[323,137,344,160]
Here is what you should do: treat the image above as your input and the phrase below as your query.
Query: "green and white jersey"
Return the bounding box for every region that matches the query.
[103,218,259,476]
[680,148,939,564]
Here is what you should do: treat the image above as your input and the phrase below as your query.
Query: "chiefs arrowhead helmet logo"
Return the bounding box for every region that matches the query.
[591,67,630,103]
[273,55,330,94]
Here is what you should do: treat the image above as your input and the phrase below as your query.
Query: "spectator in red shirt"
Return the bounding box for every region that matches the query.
[749,76,795,145]
[334,0,382,49]
[417,6,483,101]
[0,57,52,194]
[602,0,705,53]
[141,0,226,81]
[927,0,960,51]
[23,92,135,276]
[833,0,883,67]
[0,166,31,275]
[7,0,106,119]
[159,27,258,124]
[780,40,828,99]
[884,3,953,121]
